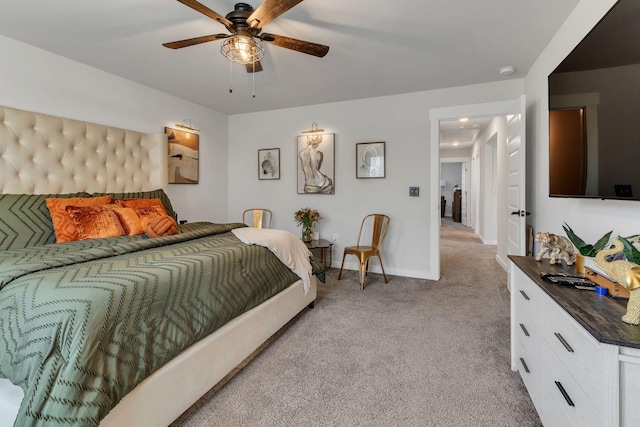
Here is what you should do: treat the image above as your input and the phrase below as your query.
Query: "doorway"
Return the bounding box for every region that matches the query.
[429,97,526,280]
[439,120,499,247]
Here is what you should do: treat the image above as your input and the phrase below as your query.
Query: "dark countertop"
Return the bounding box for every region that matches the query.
[509,255,640,350]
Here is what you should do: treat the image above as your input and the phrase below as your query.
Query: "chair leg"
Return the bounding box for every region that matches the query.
[338,253,347,280]
[358,260,367,290]
[378,254,389,283]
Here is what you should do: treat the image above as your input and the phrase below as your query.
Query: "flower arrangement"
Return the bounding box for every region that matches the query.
[294,207,322,228]
[294,207,322,242]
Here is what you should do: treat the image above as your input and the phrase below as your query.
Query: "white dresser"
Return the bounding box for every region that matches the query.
[509,256,640,427]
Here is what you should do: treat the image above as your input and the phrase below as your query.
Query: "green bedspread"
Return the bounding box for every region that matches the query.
[0,222,320,426]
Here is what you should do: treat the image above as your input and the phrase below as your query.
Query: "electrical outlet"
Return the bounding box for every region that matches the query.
[409,186,420,197]
[332,233,338,242]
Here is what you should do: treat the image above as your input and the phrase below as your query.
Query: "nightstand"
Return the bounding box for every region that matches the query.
[304,239,333,268]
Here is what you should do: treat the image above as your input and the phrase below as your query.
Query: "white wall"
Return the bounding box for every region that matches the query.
[524,0,640,248]
[471,144,481,233]
[228,80,523,279]
[0,35,229,223]
[477,133,497,244]
[472,116,508,255]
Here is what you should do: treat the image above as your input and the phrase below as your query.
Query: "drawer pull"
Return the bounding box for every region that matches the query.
[519,290,530,301]
[519,323,530,337]
[519,357,530,373]
[555,381,575,407]
[554,332,574,353]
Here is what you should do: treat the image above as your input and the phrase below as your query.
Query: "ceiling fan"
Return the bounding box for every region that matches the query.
[163,0,329,73]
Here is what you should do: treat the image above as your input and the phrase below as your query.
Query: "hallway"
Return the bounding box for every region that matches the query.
[440,217,499,280]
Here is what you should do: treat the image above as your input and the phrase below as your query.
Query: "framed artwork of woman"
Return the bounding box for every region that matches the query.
[297,133,335,194]
[258,148,280,180]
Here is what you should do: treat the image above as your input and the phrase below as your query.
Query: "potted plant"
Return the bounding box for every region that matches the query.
[562,223,612,257]
[562,223,612,274]
[294,207,322,242]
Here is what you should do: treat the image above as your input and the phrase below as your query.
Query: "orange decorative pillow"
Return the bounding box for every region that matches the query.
[65,205,125,240]
[133,206,168,230]
[114,198,168,216]
[109,206,145,236]
[146,216,178,238]
[46,195,112,243]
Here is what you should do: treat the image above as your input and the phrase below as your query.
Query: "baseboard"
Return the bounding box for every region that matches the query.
[337,260,434,281]
[495,254,508,272]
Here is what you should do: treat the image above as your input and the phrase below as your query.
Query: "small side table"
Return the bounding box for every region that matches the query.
[304,239,333,268]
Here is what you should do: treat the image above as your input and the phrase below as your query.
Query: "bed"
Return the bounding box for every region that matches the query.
[0,105,320,427]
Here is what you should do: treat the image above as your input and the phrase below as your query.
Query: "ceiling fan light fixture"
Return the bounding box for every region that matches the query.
[221,33,264,65]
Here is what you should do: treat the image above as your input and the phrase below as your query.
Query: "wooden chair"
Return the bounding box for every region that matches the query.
[338,214,390,290]
[242,209,273,229]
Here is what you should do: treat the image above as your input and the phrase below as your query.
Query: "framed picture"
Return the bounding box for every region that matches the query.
[297,133,335,194]
[258,148,280,180]
[165,127,199,184]
[356,142,385,178]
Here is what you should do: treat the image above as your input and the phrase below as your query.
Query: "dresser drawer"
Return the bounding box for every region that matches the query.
[512,266,543,327]
[542,295,604,402]
[541,346,603,427]
[514,313,542,408]
[620,348,640,427]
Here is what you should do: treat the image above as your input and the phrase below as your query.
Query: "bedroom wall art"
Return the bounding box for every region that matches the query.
[297,132,335,194]
[258,148,280,180]
[165,127,199,184]
[356,142,386,178]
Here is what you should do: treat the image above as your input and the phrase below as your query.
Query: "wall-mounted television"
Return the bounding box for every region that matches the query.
[548,0,640,201]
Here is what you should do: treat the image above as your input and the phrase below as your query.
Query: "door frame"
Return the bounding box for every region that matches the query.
[429,97,525,280]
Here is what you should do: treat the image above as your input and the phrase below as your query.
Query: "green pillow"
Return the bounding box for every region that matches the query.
[0,192,90,249]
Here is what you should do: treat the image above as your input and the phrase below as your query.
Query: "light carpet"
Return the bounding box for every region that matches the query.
[172,223,541,426]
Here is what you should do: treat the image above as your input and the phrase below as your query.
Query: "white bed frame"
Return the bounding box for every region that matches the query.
[0,105,317,426]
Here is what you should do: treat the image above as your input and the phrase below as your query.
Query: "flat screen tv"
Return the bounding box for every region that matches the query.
[548,0,640,201]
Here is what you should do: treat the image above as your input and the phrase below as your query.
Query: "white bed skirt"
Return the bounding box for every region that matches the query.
[0,278,316,427]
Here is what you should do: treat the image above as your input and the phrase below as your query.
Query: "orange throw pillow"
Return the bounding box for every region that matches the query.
[114,198,168,216]
[146,216,178,238]
[46,195,112,243]
[109,206,145,236]
[65,205,125,240]
[133,206,168,230]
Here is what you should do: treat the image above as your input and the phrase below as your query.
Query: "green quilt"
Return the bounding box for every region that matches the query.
[0,222,320,426]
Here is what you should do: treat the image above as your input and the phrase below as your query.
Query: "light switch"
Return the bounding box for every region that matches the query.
[409,187,419,197]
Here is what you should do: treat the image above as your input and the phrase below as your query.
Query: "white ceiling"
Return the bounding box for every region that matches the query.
[439,116,494,151]
[0,0,580,116]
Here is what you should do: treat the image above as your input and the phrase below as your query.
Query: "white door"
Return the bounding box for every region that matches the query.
[506,95,527,256]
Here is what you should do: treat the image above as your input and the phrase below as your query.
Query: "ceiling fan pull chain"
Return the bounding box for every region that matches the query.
[229,60,233,94]
[252,62,256,98]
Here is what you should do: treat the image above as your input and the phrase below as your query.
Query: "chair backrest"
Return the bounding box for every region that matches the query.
[242,209,273,229]
[356,214,390,250]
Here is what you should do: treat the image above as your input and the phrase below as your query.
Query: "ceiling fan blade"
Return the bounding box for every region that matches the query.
[245,61,264,73]
[247,0,303,29]
[260,33,329,57]
[177,0,233,27]
[163,34,228,49]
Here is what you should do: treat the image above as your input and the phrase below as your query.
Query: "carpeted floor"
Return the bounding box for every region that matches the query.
[172,223,541,426]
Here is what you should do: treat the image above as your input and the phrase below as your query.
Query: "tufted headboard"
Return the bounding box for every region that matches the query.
[0,105,167,194]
